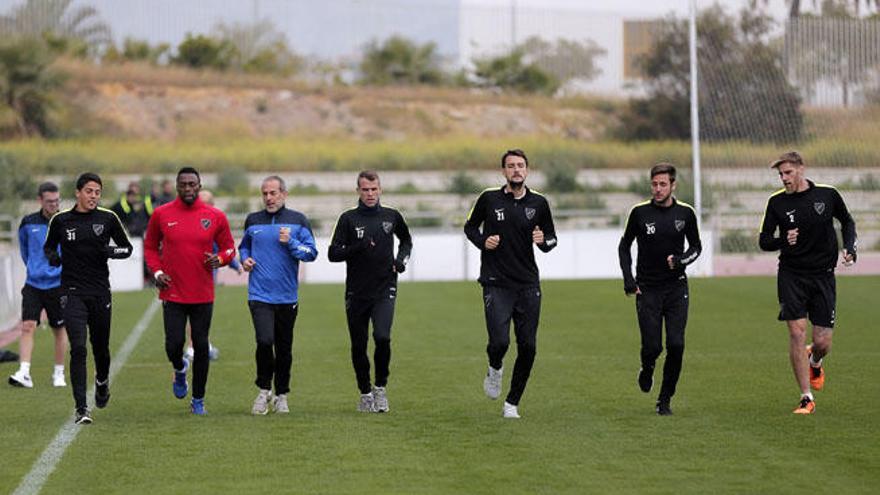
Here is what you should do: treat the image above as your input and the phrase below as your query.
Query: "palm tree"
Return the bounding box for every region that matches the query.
[0,0,111,49]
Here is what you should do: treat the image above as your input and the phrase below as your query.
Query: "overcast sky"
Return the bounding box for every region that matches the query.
[469,0,789,18]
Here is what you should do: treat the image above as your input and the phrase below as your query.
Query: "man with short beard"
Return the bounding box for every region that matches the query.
[464,149,558,419]
[239,176,317,415]
[618,163,701,416]
[144,167,236,416]
[43,173,133,424]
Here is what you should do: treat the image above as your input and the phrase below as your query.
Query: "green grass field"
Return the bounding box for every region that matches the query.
[1,277,878,494]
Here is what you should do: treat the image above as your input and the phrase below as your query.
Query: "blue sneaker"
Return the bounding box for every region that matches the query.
[172,358,189,399]
[191,398,207,416]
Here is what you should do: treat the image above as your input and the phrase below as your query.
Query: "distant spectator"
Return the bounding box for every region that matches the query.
[154,179,175,206]
[110,181,153,237]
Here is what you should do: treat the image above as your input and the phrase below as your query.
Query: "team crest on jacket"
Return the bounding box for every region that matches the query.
[92,224,104,236]
[200,218,211,230]
[675,219,685,232]
[525,207,536,220]
[382,221,393,234]
[814,202,825,215]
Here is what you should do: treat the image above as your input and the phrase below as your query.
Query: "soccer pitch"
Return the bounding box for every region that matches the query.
[2,277,878,494]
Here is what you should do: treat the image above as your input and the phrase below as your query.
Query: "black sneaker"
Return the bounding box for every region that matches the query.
[656,400,673,416]
[0,349,19,362]
[74,408,93,425]
[638,367,654,393]
[95,380,111,409]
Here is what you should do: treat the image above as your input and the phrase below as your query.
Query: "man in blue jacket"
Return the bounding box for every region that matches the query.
[239,176,318,415]
[9,182,68,389]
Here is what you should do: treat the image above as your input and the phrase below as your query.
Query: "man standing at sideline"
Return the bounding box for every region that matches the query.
[464,149,557,419]
[759,151,857,415]
[618,163,701,416]
[43,173,133,424]
[239,176,317,415]
[144,167,236,416]
[9,182,68,389]
[328,171,412,413]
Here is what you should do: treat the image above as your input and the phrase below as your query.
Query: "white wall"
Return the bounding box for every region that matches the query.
[302,228,714,284]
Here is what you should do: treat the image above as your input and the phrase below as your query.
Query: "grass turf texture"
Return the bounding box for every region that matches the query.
[1,277,878,494]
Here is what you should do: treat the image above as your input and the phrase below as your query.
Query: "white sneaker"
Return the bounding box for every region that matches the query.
[373,386,389,413]
[208,344,220,361]
[52,370,67,387]
[273,394,289,414]
[357,392,375,412]
[8,370,33,388]
[184,347,195,361]
[252,389,272,415]
[502,401,520,419]
[483,366,502,400]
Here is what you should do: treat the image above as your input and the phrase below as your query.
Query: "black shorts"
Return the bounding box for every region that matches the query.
[777,269,836,328]
[21,284,64,328]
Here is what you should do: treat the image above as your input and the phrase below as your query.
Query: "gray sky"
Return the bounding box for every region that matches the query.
[470,0,790,18]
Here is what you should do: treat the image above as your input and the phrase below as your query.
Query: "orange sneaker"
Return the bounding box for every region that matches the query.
[806,345,825,391]
[793,396,816,415]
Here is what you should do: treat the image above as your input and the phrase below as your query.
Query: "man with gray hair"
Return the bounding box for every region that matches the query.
[238,176,318,415]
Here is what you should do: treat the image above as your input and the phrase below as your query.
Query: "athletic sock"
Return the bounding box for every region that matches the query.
[802,392,814,401]
[20,362,31,374]
[809,354,823,368]
[54,364,64,373]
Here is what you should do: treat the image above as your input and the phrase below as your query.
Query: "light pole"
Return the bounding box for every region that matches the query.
[689,0,702,223]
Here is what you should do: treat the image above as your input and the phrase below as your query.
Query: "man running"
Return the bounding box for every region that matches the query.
[618,163,701,416]
[759,151,857,415]
[43,173,132,424]
[239,176,317,415]
[464,149,558,419]
[328,171,412,413]
[144,167,236,416]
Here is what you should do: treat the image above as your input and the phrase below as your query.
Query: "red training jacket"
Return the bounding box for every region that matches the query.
[144,197,236,304]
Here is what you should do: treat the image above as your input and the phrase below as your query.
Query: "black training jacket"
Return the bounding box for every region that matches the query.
[759,180,857,274]
[43,207,133,295]
[464,186,557,288]
[328,201,412,298]
[618,197,702,292]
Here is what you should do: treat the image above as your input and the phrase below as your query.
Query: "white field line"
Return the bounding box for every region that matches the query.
[13,298,160,495]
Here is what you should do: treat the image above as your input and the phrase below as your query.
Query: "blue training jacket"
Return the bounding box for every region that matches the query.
[19,211,61,290]
[238,206,318,304]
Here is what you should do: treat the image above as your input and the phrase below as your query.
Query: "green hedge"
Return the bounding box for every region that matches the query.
[0,137,877,174]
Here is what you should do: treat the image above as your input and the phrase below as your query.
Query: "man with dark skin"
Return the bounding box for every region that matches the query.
[144,167,236,416]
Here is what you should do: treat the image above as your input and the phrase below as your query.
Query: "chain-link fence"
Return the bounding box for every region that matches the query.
[1,0,878,283]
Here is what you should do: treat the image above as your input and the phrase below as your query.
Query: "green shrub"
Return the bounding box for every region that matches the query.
[360,36,445,85]
[216,167,249,194]
[0,153,35,215]
[447,172,483,195]
[472,50,559,95]
[543,162,581,193]
[172,33,236,70]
